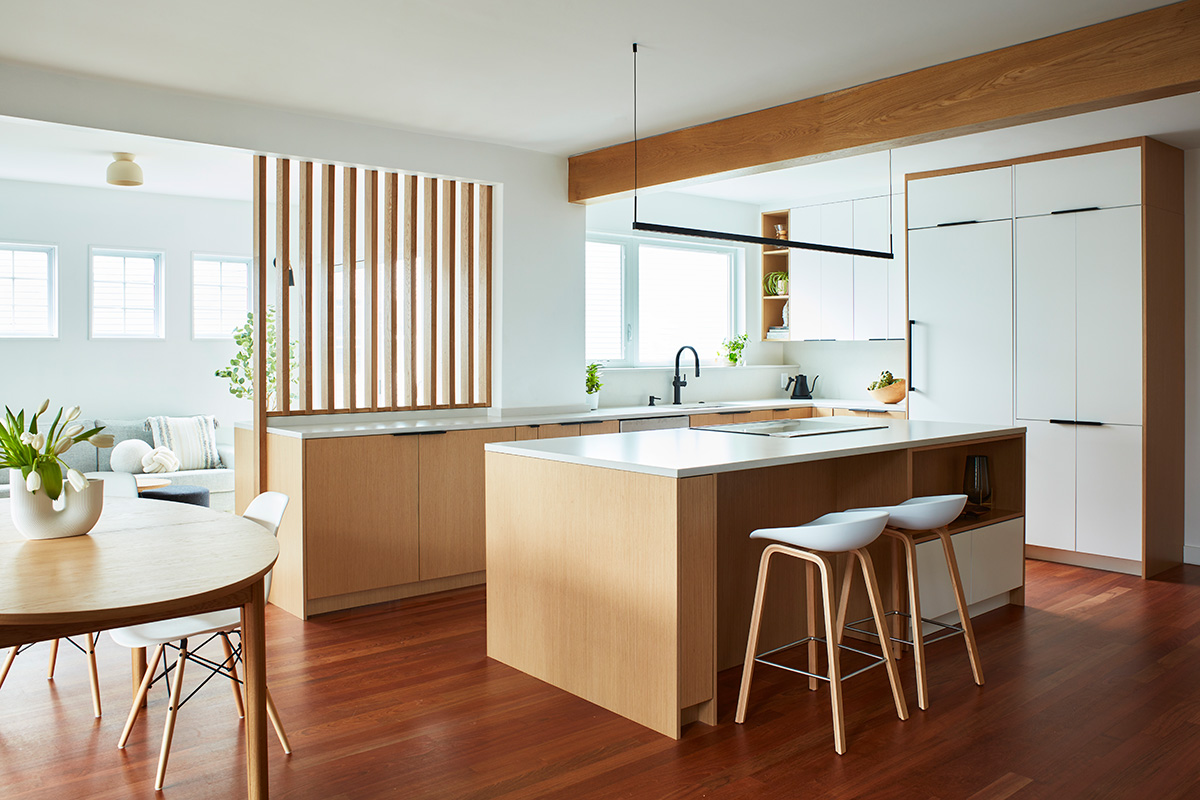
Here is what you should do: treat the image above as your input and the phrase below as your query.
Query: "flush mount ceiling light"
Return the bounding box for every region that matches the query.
[629,44,894,260]
[106,152,144,186]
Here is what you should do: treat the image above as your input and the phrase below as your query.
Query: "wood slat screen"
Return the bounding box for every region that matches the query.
[253,156,494,416]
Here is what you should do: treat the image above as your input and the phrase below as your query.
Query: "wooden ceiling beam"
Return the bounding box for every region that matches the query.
[568,0,1200,204]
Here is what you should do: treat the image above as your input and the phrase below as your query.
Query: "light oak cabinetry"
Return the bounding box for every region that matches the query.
[689,410,773,427]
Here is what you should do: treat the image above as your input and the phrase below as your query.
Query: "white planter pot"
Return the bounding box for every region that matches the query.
[587,393,600,411]
[7,468,105,540]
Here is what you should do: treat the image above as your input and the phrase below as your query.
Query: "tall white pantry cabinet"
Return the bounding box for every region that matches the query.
[905,139,1184,579]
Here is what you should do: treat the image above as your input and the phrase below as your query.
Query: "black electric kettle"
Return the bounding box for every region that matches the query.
[786,373,818,400]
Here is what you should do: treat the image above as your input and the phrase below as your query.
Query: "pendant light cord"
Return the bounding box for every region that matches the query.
[632,42,639,225]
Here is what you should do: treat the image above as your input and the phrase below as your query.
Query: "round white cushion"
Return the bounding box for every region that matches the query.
[110,439,151,474]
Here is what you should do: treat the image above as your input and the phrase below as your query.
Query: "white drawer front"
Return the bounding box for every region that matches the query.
[907,166,1012,229]
[1014,148,1140,217]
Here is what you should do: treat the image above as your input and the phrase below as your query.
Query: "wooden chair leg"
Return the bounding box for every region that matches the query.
[264,687,292,753]
[155,641,188,791]
[219,633,246,719]
[816,554,846,755]
[735,546,775,724]
[119,644,164,748]
[805,561,818,691]
[46,639,60,679]
[834,555,855,646]
[0,646,18,690]
[896,531,929,710]
[855,548,909,721]
[85,633,102,718]
[937,527,984,686]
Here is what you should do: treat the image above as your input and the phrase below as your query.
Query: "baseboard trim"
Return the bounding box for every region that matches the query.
[299,571,487,618]
[1025,545,1140,576]
[1184,545,1200,566]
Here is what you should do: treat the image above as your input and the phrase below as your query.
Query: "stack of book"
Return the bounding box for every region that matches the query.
[765,326,790,341]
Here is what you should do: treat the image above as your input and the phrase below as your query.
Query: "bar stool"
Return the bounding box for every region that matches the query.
[735,510,908,754]
[844,494,981,711]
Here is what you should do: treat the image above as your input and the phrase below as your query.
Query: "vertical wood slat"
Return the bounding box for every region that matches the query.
[382,173,398,408]
[422,178,437,407]
[321,164,336,411]
[404,175,418,408]
[461,184,474,405]
[276,158,290,414]
[343,167,358,410]
[364,170,379,411]
[482,184,494,408]
[443,181,456,406]
[298,162,313,412]
[252,155,268,491]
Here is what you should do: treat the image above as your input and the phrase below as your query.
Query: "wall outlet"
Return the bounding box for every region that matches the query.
[780,372,789,389]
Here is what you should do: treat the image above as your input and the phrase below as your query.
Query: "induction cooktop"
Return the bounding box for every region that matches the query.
[692,417,889,438]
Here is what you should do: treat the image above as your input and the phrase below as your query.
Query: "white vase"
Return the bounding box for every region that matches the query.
[587,392,599,411]
[8,468,105,540]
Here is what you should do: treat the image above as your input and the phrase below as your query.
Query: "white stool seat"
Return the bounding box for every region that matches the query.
[854,494,966,531]
[750,510,889,553]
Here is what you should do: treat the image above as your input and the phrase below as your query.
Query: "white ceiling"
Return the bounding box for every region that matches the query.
[0,0,1172,157]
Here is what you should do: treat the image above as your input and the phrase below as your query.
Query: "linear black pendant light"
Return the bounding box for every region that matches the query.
[630,43,895,261]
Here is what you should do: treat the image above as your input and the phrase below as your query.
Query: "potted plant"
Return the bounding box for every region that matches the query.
[867,370,907,404]
[0,401,115,539]
[763,271,789,296]
[585,363,603,410]
[720,333,750,366]
[214,308,298,411]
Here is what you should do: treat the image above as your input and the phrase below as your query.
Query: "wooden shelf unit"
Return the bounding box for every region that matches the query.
[760,210,790,341]
[909,434,1026,526]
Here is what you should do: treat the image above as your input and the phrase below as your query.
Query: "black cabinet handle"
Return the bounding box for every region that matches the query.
[1051,206,1101,215]
[1049,419,1104,426]
[936,220,979,227]
[579,420,605,426]
[558,422,576,427]
[718,411,741,416]
[908,320,916,392]
[1075,420,1104,426]
[392,430,447,436]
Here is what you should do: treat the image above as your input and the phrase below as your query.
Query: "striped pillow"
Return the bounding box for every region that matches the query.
[146,415,222,471]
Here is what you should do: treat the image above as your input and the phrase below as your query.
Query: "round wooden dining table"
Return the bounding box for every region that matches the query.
[0,497,279,799]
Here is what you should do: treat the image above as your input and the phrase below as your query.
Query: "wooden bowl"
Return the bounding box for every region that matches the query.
[868,379,906,404]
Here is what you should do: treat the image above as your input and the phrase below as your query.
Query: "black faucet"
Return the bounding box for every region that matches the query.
[672,346,701,405]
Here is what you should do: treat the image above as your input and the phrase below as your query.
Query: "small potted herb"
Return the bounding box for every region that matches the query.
[720,333,750,366]
[585,363,603,410]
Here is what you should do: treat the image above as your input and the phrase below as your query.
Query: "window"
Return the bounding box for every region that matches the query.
[585,236,738,366]
[193,256,250,338]
[0,244,56,338]
[91,249,163,338]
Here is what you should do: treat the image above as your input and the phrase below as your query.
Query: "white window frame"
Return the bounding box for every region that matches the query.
[0,241,58,339]
[585,233,743,367]
[191,253,252,340]
[89,246,165,339]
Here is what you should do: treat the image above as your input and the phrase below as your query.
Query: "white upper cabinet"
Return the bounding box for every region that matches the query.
[789,206,822,340]
[907,167,1012,229]
[820,202,854,341]
[887,193,907,339]
[1015,214,1077,422]
[1075,206,1142,425]
[853,196,889,341]
[1014,148,1141,218]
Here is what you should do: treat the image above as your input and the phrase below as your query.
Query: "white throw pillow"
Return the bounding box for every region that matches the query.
[110,439,151,474]
[142,447,181,474]
[146,415,221,470]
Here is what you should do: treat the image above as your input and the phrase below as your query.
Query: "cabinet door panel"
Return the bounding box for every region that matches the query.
[1014,148,1141,217]
[887,193,908,339]
[821,203,854,340]
[773,407,814,420]
[1076,206,1142,425]
[1015,214,1076,421]
[419,428,515,580]
[971,519,1025,602]
[853,196,890,341]
[304,436,419,599]
[579,420,620,435]
[1076,424,1142,561]
[908,220,1014,425]
[907,167,1012,229]
[915,533,971,622]
[1021,420,1076,552]
[538,424,580,439]
[790,206,822,339]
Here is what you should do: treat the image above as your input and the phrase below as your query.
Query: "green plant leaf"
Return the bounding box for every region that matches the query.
[36,457,62,501]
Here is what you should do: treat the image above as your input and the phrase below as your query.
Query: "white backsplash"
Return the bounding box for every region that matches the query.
[596,364,802,409]
[780,340,907,402]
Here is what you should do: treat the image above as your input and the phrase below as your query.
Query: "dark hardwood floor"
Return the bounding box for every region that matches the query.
[4,559,1200,798]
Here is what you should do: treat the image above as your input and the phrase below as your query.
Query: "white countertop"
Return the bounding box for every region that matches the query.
[236,397,907,440]
[484,420,1024,478]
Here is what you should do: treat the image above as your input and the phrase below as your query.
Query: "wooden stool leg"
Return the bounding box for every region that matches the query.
[0,646,18,690]
[816,555,846,754]
[155,641,189,791]
[735,547,775,723]
[834,555,855,646]
[85,633,102,718]
[219,633,246,719]
[855,548,909,721]
[805,561,818,691]
[898,531,929,710]
[264,687,292,753]
[47,639,59,679]
[120,644,164,748]
[937,527,984,686]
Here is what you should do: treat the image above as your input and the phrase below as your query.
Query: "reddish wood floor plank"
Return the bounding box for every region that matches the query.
[4,560,1200,797]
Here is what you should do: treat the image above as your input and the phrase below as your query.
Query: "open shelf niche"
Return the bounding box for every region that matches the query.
[760,210,790,341]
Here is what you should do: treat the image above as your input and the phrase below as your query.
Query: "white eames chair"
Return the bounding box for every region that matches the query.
[109,492,292,790]
[735,510,909,754]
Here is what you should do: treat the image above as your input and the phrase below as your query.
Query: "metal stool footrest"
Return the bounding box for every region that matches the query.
[754,635,891,683]
[844,610,965,647]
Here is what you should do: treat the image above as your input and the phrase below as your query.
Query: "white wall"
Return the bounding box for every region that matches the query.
[0,178,251,438]
[1184,149,1200,562]
[780,339,907,402]
[0,62,586,415]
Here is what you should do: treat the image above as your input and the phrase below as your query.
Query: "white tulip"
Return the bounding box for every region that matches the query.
[30,433,45,451]
[25,471,41,493]
[67,469,88,492]
[19,431,34,445]
[89,433,115,448]
[36,399,49,415]
[54,437,73,456]
[62,423,84,440]
[65,406,80,422]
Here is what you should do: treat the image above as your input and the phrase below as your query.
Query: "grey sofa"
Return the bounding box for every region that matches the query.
[0,418,235,512]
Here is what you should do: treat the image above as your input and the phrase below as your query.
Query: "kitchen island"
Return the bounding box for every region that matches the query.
[484,420,1025,738]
